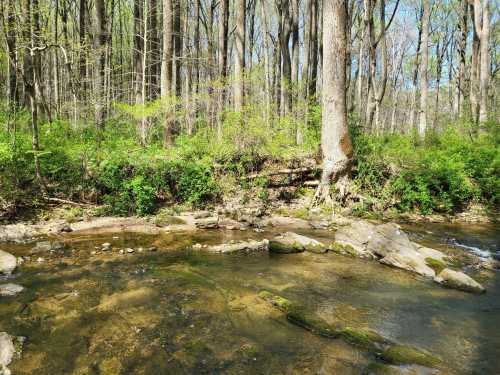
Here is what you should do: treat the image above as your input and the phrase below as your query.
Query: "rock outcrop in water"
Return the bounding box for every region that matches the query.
[205,239,269,254]
[259,291,443,372]
[269,232,326,254]
[434,268,485,294]
[0,251,17,275]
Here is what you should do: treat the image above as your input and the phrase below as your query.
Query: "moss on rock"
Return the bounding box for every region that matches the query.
[382,345,441,368]
[425,257,447,274]
[339,327,390,351]
[328,242,358,257]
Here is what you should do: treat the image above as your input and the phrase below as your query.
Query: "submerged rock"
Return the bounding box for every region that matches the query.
[364,362,442,375]
[382,345,441,368]
[434,268,485,294]
[258,291,390,351]
[259,290,443,371]
[269,232,326,254]
[0,284,24,297]
[206,239,269,254]
[0,251,17,275]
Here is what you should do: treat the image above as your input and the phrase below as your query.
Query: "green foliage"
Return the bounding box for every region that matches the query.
[353,125,499,214]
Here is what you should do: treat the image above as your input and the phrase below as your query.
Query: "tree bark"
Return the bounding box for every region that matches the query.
[418,0,430,139]
[314,0,353,205]
[161,0,174,145]
[94,0,107,130]
[234,0,246,112]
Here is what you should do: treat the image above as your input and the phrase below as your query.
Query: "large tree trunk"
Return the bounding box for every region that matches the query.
[314,0,353,205]
[472,0,490,124]
[6,0,18,112]
[217,0,229,135]
[161,0,174,145]
[455,0,468,118]
[278,0,292,116]
[173,0,182,97]
[417,0,430,139]
[308,0,319,100]
[234,0,246,112]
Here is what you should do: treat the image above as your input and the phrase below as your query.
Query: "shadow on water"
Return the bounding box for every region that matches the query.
[0,224,499,374]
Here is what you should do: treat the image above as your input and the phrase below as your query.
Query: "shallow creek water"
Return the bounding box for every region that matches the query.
[1,223,499,374]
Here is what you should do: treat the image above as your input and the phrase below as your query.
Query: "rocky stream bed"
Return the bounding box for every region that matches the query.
[0,211,499,374]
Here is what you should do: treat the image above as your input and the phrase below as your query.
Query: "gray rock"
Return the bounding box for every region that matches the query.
[0,251,17,275]
[269,232,326,254]
[0,284,24,297]
[366,223,417,258]
[380,248,436,278]
[31,241,65,254]
[195,217,219,229]
[0,332,16,375]
[434,268,485,294]
[334,220,378,255]
[206,239,269,254]
[101,242,112,251]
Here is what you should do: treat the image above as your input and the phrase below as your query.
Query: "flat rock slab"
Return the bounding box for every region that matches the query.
[0,251,17,275]
[269,232,326,254]
[0,284,24,297]
[434,268,485,294]
[206,239,269,254]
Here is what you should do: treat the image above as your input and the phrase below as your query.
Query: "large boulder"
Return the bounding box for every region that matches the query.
[0,251,17,275]
[0,284,24,297]
[434,268,485,294]
[366,223,417,258]
[334,220,377,255]
[269,232,326,254]
[206,239,269,254]
[0,332,15,375]
[380,248,436,278]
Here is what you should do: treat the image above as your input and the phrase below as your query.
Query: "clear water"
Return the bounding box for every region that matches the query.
[0,224,499,374]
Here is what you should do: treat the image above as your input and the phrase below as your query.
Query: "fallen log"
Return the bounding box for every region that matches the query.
[245,167,321,180]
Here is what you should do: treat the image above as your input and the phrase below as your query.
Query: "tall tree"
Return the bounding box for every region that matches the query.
[234,0,246,112]
[314,0,353,204]
[94,0,107,129]
[162,0,174,145]
[418,0,430,139]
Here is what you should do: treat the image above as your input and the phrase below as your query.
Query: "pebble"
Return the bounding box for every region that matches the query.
[126,248,135,253]
[119,250,124,255]
[36,257,45,263]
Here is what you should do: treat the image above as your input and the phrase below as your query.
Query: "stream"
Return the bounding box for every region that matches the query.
[1,223,499,374]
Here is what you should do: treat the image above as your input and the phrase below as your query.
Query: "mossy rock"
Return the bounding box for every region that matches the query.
[382,345,441,368]
[154,215,187,226]
[258,291,293,312]
[425,257,447,274]
[268,240,304,254]
[329,242,358,257]
[340,327,390,351]
[258,291,391,349]
[286,309,340,338]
